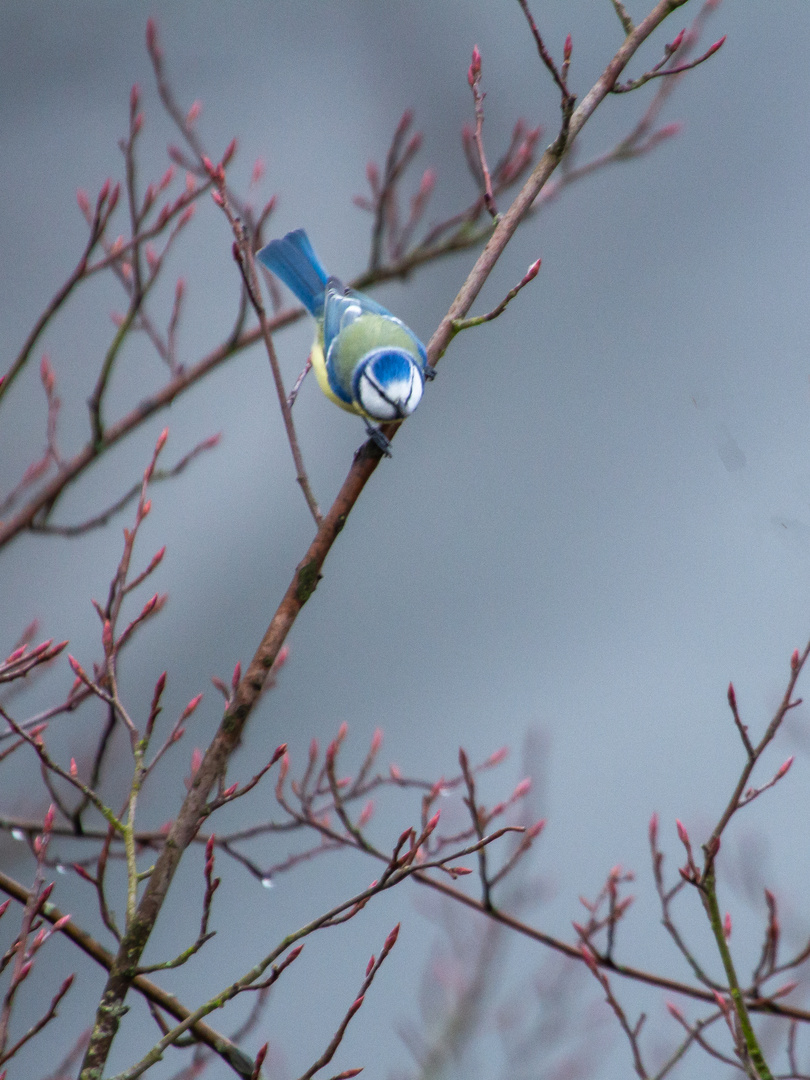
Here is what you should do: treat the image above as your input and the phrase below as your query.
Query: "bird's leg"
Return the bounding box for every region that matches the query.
[364,421,393,457]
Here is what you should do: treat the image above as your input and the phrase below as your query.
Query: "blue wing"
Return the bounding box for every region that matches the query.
[256,229,329,316]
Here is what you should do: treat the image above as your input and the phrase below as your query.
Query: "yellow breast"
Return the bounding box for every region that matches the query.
[310,336,359,414]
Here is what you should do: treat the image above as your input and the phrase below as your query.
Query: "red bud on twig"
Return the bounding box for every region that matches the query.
[181,693,203,721]
[706,36,726,56]
[429,779,445,801]
[139,594,158,620]
[776,756,794,780]
[579,943,598,972]
[467,44,482,87]
[251,158,265,186]
[40,354,54,391]
[384,923,400,951]
[713,990,731,1016]
[68,655,90,684]
[649,812,658,845]
[251,1044,268,1080]
[145,18,159,56]
[145,242,158,273]
[405,132,422,159]
[656,121,684,140]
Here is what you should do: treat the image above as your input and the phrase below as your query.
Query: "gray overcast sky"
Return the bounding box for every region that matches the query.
[2,2,810,1077]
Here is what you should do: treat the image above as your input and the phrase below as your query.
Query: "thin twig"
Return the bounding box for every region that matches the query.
[451,258,541,333]
[466,47,497,218]
[211,182,322,525]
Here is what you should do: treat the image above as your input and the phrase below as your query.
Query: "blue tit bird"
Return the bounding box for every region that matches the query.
[256,228,432,453]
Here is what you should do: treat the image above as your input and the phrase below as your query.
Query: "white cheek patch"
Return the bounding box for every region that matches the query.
[403,374,423,412]
[358,375,398,420]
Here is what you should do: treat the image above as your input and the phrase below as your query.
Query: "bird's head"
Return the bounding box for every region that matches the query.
[353,348,424,421]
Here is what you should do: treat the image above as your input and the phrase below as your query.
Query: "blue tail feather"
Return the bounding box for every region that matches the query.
[256,229,330,316]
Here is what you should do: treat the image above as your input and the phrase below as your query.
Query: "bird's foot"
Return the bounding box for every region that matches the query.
[364,422,393,457]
